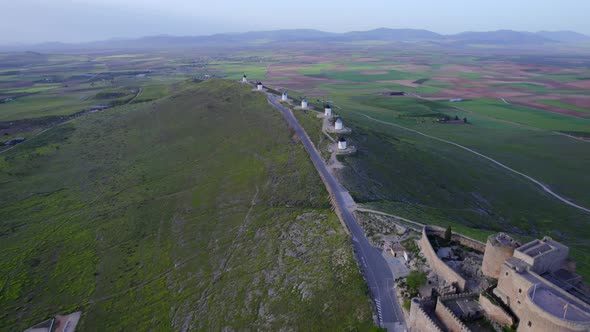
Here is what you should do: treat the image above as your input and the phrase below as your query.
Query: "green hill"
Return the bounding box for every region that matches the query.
[0,80,373,330]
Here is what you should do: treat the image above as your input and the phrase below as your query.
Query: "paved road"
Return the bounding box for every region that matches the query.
[267,94,406,331]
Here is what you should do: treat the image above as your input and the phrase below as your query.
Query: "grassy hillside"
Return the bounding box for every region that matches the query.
[326,101,590,278]
[344,95,590,207]
[0,80,373,330]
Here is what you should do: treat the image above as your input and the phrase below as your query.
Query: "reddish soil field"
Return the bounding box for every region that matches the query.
[360,70,388,75]
[351,57,381,62]
[516,100,590,118]
[567,80,590,89]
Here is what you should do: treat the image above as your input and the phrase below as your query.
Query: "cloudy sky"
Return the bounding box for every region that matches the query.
[2,0,589,43]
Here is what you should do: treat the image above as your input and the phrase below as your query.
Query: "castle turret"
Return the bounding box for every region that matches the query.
[482,233,519,279]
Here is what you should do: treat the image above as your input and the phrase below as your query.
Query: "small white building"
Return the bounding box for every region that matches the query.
[337,137,347,150]
[256,82,263,90]
[301,98,308,108]
[335,118,343,130]
[281,92,288,101]
[324,105,332,117]
[242,75,248,83]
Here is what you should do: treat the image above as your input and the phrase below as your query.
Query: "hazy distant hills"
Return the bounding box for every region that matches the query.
[447,30,590,45]
[535,30,590,43]
[130,28,590,45]
[3,28,590,51]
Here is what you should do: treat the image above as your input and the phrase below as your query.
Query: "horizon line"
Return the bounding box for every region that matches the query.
[2,27,589,46]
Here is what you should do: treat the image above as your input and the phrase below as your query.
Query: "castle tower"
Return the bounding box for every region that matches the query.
[482,233,519,279]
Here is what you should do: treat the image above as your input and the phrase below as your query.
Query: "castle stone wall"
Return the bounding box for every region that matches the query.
[408,298,443,332]
[479,293,515,327]
[435,297,472,332]
[420,227,467,291]
[424,225,485,252]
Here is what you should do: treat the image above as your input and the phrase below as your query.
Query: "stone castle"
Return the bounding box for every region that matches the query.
[492,235,590,331]
[409,229,590,332]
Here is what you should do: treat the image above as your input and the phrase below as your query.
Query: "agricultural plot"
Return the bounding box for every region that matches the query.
[0,80,374,330]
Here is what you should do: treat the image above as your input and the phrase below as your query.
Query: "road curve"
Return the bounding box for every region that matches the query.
[266,95,406,331]
[354,112,590,215]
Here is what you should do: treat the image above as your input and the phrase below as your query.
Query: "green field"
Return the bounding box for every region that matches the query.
[447,98,590,132]
[336,95,590,206]
[309,93,590,278]
[0,93,96,121]
[312,70,423,82]
[493,82,590,95]
[539,100,590,114]
[0,80,373,330]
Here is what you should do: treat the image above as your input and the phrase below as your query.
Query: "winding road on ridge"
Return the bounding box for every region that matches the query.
[266,94,406,331]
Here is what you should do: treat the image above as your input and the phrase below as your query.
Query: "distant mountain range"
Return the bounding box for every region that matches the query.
[3,28,590,51]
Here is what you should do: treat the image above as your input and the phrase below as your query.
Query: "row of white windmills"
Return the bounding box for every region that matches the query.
[324,103,348,150]
[241,74,348,151]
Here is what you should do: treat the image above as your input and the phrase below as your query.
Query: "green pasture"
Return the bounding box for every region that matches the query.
[2,83,62,94]
[131,84,170,103]
[450,98,590,132]
[493,82,589,95]
[539,100,590,114]
[0,93,95,121]
[337,95,590,203]
[321,82,441,94]
[309,69,423,82]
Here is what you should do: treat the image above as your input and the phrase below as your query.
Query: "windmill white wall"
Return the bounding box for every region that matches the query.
[335,118,343,130]
[282,92,288,101]
[242,75,248,83]
[301,99,308,108]
[325,106,332,117]
[338,138,347,150]
[256,83,263,90]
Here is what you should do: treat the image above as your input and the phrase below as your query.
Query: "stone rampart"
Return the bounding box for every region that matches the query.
[435,297,472,332]
[408,298,444,332]
[425,225,485,252]
[479,293,515,327]
[440,292,479,302]
[420,226,467,291]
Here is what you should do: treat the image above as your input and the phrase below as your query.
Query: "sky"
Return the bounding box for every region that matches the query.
[2,0,589,43]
